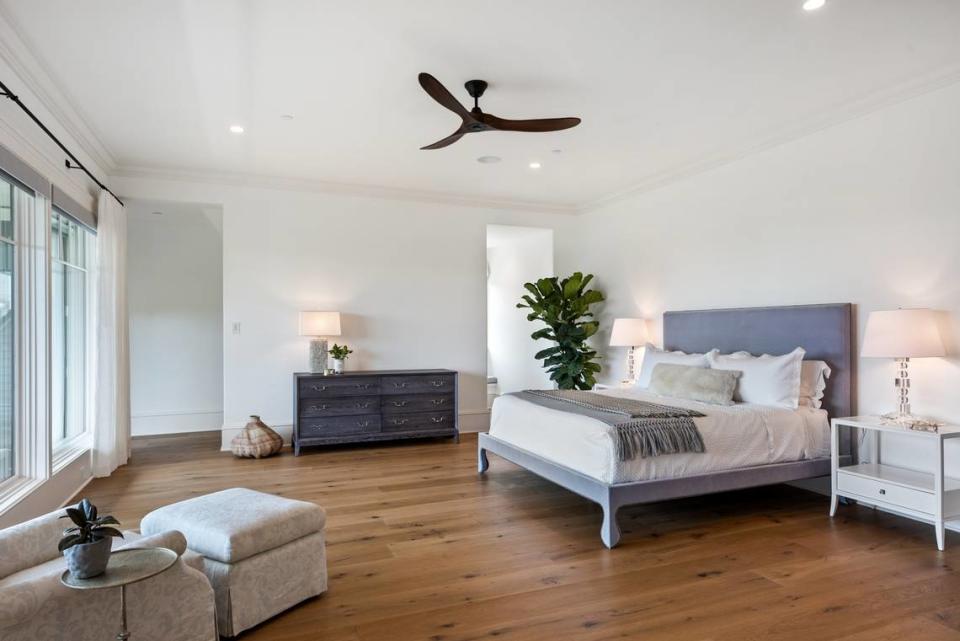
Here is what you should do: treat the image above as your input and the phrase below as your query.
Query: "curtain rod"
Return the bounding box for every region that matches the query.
[0,78,124,207]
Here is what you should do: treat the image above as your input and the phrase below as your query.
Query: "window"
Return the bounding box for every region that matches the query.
[51,210,92,449]
[0,177,13,482]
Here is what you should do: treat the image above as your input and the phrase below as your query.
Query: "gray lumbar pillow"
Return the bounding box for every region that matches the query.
[648,363,741,406]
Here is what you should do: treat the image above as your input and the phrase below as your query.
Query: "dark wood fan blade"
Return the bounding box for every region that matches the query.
[418,73,473,120]
[420,129,468,150]
[481,114,581,132]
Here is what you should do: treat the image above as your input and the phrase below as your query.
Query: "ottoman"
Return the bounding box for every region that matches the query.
[141,488,327,637]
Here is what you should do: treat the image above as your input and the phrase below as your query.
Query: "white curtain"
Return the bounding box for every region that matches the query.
[92,190,130,477]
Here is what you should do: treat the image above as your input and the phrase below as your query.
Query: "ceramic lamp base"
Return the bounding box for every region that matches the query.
[309,338,328,374]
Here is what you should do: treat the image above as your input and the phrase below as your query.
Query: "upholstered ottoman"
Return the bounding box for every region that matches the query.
[141,488,327,637]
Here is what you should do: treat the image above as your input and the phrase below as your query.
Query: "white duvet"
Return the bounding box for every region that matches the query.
[488,387,830,484]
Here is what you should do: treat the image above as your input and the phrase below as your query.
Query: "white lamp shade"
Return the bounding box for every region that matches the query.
[609,318,649,347]
[299,311,341,337]
[861,309,945,358]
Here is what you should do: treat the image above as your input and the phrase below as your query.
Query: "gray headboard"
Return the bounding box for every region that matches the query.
[663,303,854,420]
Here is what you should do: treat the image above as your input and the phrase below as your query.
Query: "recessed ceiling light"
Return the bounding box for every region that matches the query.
[802,0,826,11]
[551,149,563,154]
[529,161,542,169]
[229,125,245,134]
[477,155,501,164]
[280,114,294,121]
[151,211,163,216]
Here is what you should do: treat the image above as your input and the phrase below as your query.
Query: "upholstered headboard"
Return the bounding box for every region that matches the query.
[663,303,855,420]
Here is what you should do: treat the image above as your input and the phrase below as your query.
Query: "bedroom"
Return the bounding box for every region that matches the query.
[0,1,959,640]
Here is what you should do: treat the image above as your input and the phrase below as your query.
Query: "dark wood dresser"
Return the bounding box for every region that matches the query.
[292,369,459,455]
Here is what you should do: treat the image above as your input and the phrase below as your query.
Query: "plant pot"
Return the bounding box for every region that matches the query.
[63,536,113,579]
[331,358,344,374]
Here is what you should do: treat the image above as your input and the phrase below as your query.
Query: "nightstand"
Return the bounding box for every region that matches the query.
[831,416,960,550]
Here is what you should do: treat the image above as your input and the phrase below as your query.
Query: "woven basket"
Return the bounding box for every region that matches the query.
[231,415,283,458]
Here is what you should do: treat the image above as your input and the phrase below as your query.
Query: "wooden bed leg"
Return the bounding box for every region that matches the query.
[478,446,489,474]
[600,498,621,549]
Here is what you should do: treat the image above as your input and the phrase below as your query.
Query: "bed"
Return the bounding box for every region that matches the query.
[477,303,855,548]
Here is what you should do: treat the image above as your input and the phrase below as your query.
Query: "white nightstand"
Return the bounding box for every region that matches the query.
[831,416,960,550]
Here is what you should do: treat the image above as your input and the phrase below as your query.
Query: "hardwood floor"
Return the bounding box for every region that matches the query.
[78,432,960,641]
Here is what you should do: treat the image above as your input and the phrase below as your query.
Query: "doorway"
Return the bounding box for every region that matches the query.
[486,225,554,407]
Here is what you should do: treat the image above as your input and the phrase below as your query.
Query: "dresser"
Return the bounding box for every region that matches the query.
[293,369,459,455]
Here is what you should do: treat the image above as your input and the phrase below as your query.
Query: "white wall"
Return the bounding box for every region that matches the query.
[127,200,224,435]
[111,174,571,445]
[556,81,960,477]
[486,225,554,395]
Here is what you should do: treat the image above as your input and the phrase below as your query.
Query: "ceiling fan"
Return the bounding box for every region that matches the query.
[417,72,581,150]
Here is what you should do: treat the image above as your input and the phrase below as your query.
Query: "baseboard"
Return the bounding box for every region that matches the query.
[132,410,224,436]
[219,410,491,451]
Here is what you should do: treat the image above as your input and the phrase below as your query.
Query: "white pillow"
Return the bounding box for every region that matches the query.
[798,360,831,409]
[707,347,806,409]
[635,344,716,389]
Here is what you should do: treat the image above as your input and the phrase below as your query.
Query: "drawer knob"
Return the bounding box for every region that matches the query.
[879,488,886,495]
[311,385,328,392]
[392,401,408,407]
[311,404,329,411]
[431,416,446,424]
[431,399,445,406]
[356,383,371,390]
[393,418,409,426]
[431,380,445,387]
[394,382,407,389]
[356,420,370,428]
[356,402,371,409]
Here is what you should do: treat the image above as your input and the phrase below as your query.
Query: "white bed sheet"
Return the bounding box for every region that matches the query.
[488,388,830,484]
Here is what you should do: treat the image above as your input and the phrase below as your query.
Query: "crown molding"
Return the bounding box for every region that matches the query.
[111,164,580,215]
[0,5,118,174]
[578,62,960,214]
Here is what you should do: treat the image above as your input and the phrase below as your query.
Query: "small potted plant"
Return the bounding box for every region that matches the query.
[59,498,124,579]
[328,344,353,374]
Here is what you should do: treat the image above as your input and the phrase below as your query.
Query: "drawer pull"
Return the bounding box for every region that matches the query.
[431,416,446,424]
[392,418,409,426]
[356,383,372,390]
[431,399,446,406]
[431,380,446,387]
[310,404,329,411]
[879,488,886,495]
[394,382,407,389]
[355,402,372,409]
[356,420,371,428]
[311,385,328,392]
[392,401,408,407]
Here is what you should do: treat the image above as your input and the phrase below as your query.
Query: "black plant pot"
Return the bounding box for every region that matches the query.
[63,536,112,579]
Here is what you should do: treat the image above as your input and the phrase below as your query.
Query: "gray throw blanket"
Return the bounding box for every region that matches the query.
[512,390,706,462]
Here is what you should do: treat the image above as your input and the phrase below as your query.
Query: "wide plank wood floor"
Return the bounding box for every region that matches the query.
[77,432,960,641]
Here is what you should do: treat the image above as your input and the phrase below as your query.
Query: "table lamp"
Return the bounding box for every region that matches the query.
[861,308,945,427]
[299,311,341,374]
[609,318,649,384]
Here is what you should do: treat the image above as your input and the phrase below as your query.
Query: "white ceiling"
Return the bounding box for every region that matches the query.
[2,0,959,211]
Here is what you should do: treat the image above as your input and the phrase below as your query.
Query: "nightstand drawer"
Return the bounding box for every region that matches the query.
[837,470,934,513]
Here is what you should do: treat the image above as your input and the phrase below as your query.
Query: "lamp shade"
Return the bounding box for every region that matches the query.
[861,309,945,358]
[299,311,341,337]
[609,318,649,347]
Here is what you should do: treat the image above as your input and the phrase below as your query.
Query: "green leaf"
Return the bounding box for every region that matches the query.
[536,278,555,296]
[92,526,124,539]
[562,273,583,299]
[58,533,83,552]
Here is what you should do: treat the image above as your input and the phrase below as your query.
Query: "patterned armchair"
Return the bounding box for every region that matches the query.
[0,507,217,641]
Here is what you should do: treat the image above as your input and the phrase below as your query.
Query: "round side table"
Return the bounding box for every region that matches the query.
[61,547,179,641]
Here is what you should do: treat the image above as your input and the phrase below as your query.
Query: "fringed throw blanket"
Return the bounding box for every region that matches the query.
[511,390,706,462]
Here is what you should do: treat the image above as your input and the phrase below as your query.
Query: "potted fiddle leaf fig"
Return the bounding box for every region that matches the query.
[328,344,353,374]
[59,498,123,579]
[518,272,605,390]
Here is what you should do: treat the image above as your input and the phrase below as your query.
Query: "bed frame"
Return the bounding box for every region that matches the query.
[478,303,856,548]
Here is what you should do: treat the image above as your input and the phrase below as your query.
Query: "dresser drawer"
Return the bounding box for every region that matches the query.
[382,393,454,414]
[837,470,934,514]
[381,374,455,395]
[381,411,455,433]
[298,376,379,398]
[299,415,380,437]
[300,396,380,418]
